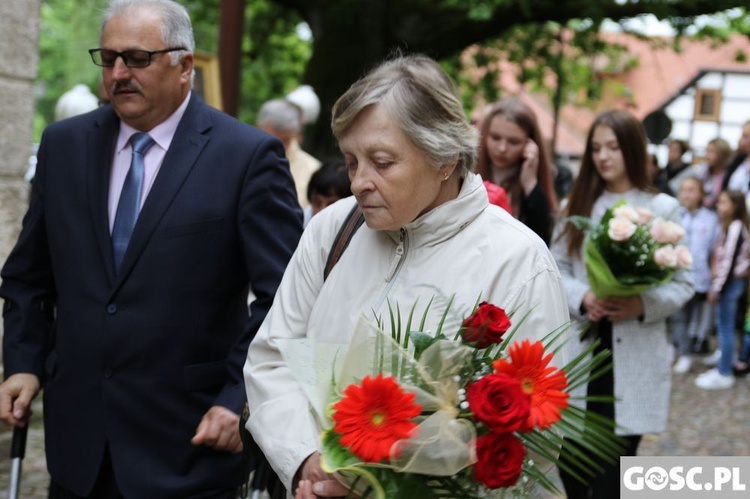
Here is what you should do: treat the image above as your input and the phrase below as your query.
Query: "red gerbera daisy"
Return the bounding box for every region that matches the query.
[332,374,422,463]
[492,339,569,431]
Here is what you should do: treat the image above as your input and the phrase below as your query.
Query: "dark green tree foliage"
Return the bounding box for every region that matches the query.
[267,0,748,157]
[239,1,310,125]
[36,0,749,157]
[35,0,308,139]
[183,0,222,51]
[36,0,107,139]
[36,0,226,139]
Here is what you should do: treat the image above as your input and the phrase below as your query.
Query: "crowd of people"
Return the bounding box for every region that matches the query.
[648,125,750,389]
[0,0,747,498]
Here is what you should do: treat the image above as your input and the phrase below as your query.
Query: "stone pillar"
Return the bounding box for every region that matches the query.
[0,0,41,269]
[0,5,45,491]
[0,0,41,380]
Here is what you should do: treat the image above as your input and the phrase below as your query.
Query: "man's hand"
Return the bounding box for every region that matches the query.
[0,373,40,427]
[191,405,242,453]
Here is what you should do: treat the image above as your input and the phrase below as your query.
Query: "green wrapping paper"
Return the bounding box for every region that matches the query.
[585,237,674,298]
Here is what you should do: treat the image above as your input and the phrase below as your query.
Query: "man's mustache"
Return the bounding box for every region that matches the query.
[112,82,142,95]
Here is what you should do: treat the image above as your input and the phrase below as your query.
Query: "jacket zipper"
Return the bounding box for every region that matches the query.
[375,228,409,310]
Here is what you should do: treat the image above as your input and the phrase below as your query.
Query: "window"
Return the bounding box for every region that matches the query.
[693,88,722,122]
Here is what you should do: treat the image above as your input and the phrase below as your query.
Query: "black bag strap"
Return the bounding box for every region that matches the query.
[237,203,364,499]
[721,226,746,295]
[324,203,365,281]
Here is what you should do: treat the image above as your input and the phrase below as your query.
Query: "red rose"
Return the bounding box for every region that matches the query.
[473,432,526,489]
[461,302,511,348]
[466,373,531,433]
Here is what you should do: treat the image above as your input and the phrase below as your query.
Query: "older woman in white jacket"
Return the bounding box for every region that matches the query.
[244,55,570,498]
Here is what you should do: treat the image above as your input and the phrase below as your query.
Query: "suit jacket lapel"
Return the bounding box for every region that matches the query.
[87,110,120,287]
[112,94,211,292]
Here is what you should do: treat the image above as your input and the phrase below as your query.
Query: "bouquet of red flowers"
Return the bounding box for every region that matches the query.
[569,200,692,298]
[288,300,622,498]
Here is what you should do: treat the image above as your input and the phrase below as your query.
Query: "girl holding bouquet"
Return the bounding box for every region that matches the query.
[695,189,750,390]
[551,110,694,498]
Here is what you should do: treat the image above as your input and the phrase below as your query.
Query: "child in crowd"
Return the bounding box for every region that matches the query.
[303,159,352,227]
[697,138,732,210]
[670,176,719,374]
[696,190,750,390]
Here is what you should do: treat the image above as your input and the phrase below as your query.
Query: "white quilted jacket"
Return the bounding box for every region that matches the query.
[245,173,571,491]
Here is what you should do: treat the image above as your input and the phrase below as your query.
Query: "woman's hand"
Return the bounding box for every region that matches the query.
[583,292,644,323]
[600,296,644,322]
[582,291,609,322]
[519,140,540,195]
[294,452,350,498]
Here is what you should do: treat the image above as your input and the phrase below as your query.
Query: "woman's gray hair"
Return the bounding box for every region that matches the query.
[257,99,302,134]
[332,54,478,176]
[102,0,195,65]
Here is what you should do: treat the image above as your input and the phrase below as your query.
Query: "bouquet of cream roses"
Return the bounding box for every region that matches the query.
[280,300,623,498]
[569,200,692,298]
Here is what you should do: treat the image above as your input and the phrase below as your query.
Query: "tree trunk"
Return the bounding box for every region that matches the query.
[273,0,747,156]
[219,0,245,116]
[301,1,390,159]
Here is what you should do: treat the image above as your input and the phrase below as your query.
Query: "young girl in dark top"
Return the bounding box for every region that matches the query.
[475,97,557,244]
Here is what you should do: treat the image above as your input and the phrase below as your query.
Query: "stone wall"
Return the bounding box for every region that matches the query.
[0,0,41,362]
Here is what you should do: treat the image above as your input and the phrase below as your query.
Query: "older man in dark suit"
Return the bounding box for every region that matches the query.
[0,0,302,497]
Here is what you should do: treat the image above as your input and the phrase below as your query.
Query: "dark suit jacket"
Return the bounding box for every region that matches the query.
[0,93,303,497]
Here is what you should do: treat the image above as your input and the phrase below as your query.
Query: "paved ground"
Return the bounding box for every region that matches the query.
[0,352,747,498]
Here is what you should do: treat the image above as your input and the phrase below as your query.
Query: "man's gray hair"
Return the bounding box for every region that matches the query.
[331,54,478,176]
[102,0,195,65]
[257,99,302,134]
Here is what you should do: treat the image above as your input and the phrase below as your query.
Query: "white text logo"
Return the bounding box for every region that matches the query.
[624,466,747,492]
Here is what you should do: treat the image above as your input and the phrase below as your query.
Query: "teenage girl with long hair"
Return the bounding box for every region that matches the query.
[551,110,693,498]
[475,97,557,243]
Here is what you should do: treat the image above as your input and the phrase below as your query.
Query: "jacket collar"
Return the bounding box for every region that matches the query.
[386,173,488,246]
[87,107,120,286]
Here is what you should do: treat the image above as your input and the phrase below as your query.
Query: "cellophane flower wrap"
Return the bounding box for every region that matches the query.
[569,200,692,298]
[278,299,624,498]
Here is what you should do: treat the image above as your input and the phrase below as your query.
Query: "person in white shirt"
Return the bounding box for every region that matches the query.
[725,120,750,206]
[257,98,322,208]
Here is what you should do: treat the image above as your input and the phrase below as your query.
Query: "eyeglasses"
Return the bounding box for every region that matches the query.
[88,47,187,68]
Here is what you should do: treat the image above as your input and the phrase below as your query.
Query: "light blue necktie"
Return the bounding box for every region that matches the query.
[112,133,155,272]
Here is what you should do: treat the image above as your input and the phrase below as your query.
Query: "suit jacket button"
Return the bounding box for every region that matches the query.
[106,304,117,314]
[103,368,113,378]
